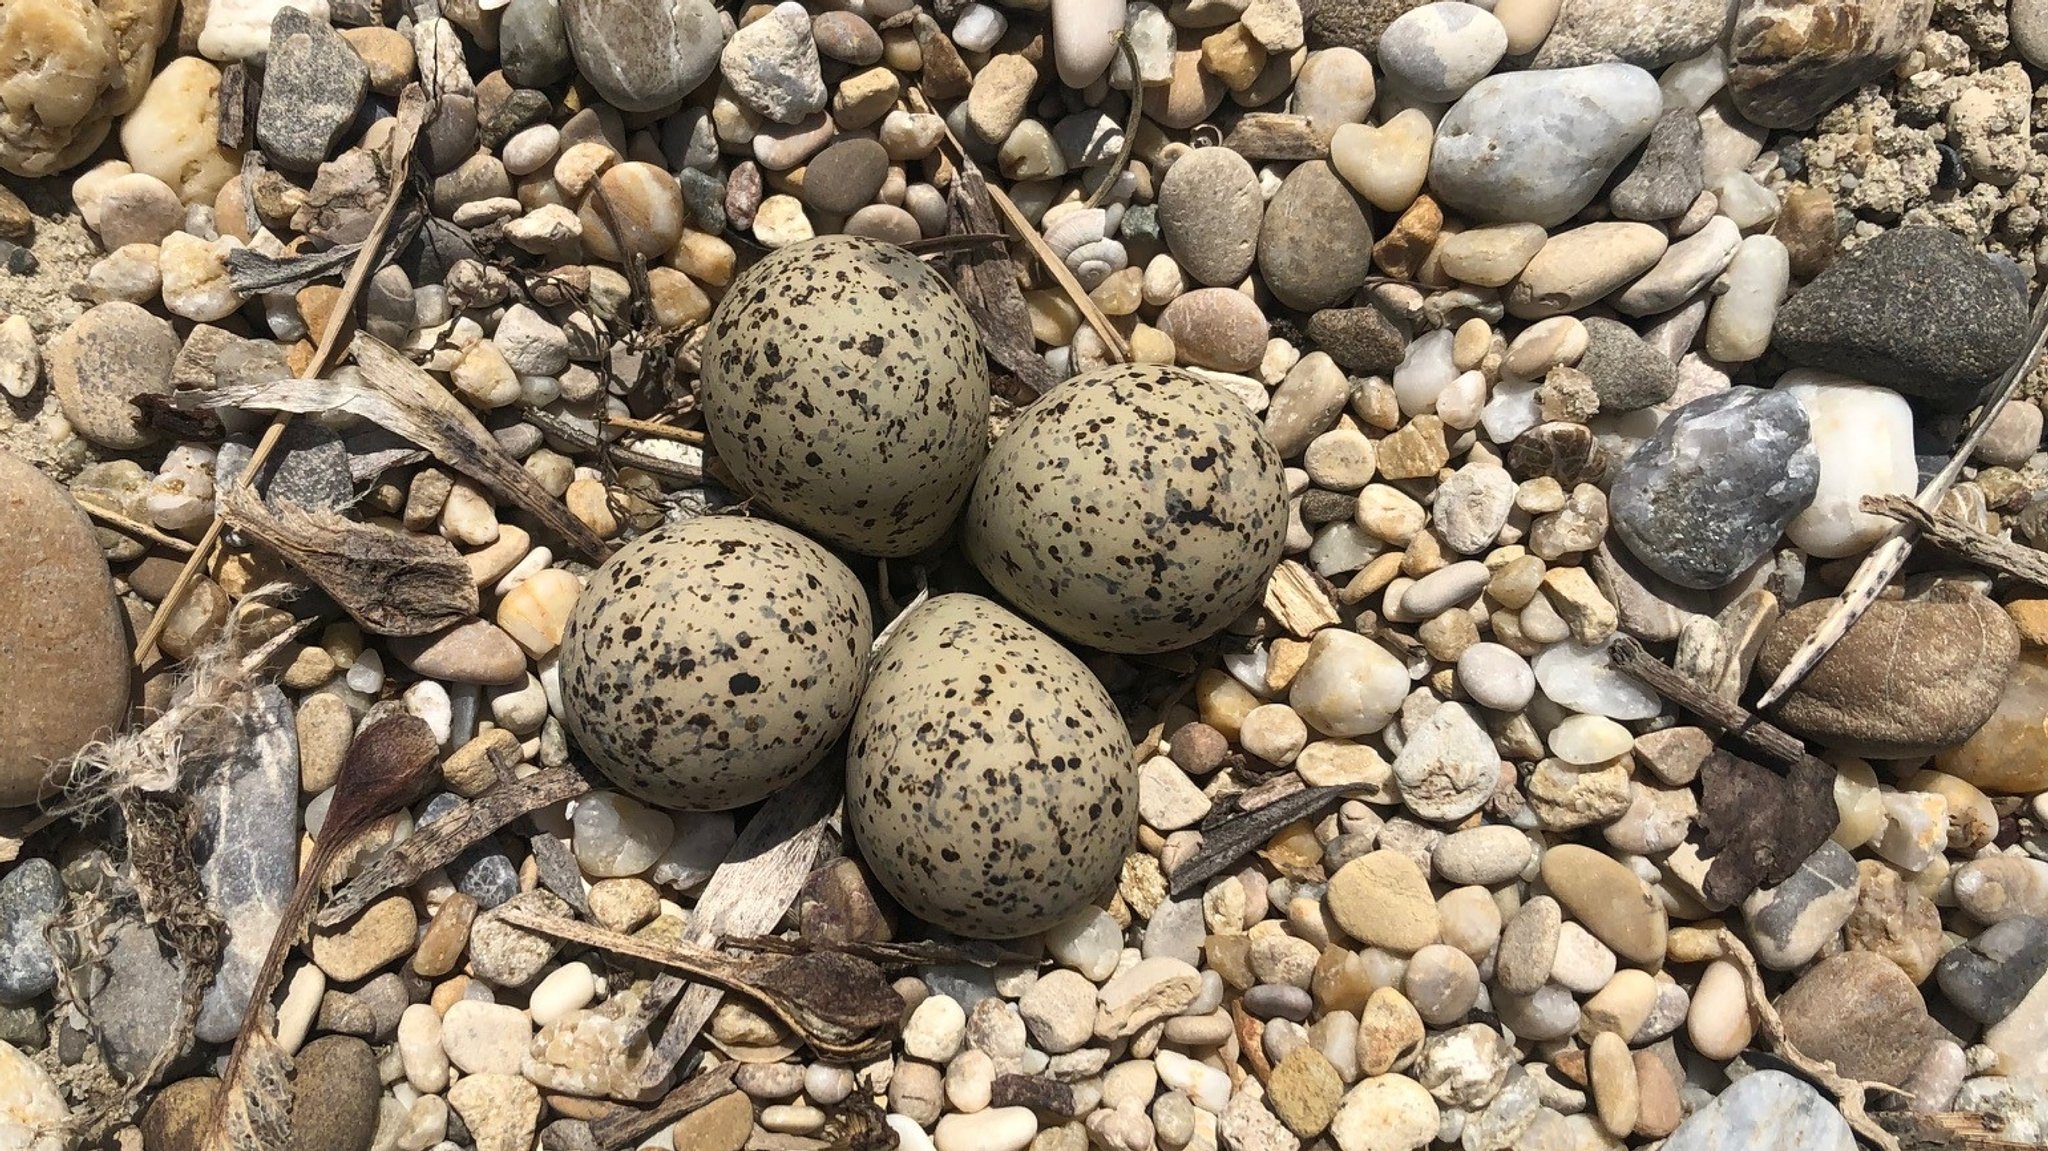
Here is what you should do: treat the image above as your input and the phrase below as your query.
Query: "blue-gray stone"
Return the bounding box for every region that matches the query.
[1610,387,1820,590]
[1739,840,1858,970]
[1936,916,2048,1026]
[1664,1070,1853,1151]
[1377,1,1507,103]
[1428,63,1662,228]
[92,919,190,1082]
[256,7,371,172]
[193,685,301,1045]
[562,0,724,113]
[1773,225,2030,409]
[0,859,63,1003]
[500,0,574,88]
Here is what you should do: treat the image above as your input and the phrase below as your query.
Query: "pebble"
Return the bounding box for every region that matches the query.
[1261,161,1373,312]
[47,301,179,450]
[1389,702,1500,822]
[0,860,61,1002]
[1775,950,1945,1087]
[1330,109,1433,213]
[1053,0,1127,87]
[561,0,721,112]
[934,1105,1038,1151]
[1376,2,1505,102]
[1158,146,1263,287]
[446,1073,542,1151]
[1328,1074,1439,1151]
[1725,0,1930,128]
[1427,63,1662,227]
[1540,844,1666,967]
[1289,628,1409,737]
[1327,850,1440,953]
[256,8,368,171]
[287,1036,382,1151]
[1939,916,2048,1025]
[1157,287,1269,372]
[1506,221,1669,319]
[723,2,827,124]
[1661,1069,1852,1151]
[1610,387,1818,590]
[1739,841,1859,970]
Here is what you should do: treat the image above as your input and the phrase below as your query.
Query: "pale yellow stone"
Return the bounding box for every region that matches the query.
[120,55,240,204]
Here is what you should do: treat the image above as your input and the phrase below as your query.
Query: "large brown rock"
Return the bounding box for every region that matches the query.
[0,0,173,176]
[0,450,131,807]
[1726,0,1933,128]
[1775,951,1949,1086]
[1756,585,2019,758]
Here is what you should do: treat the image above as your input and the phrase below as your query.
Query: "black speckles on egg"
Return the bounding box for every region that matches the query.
[559,517,873,812]
[702,236,991,558]
[845,594,1135,940]
[960,363,1290,655]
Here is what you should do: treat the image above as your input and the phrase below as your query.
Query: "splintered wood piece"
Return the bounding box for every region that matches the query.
[586,1063,737,1151]
[1263,561,1343,638]
[1605,636,1826,773]
[494,907,903,1062]
[1863,494,2048,587]
[1222,113,1330,160]
[631,765,840,1090]
[317,766,589,926]
[1168,784,1348,897]
[217,485,478,636]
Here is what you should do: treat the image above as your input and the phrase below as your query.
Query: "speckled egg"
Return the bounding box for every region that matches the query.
[560,516,873,811]
[701,235,991,558]
[960,362,1290,654]
[846,594,1135,939]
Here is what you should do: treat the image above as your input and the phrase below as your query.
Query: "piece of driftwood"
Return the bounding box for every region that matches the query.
[586,1063,737,1151]
[1708,927,1903,1151]
[1758,288,2048,710]
[1222,113,1330,161]
[1263,561,1343,637]
[1864,494,2048,587]
[75,496,197,553]
[632,765,841,1090]
[1168,784,1347,897]
[1606,636,1826,772]
[1879,1111,2047,1151]
[201,716,441,1151]
[217,485,477,637]
[134,86,429,665]
[944,168,1061,398]
[496,907,904,1062]
[317,766,589,926]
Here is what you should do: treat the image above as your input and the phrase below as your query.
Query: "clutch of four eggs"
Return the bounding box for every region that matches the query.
[558,236,1291,938]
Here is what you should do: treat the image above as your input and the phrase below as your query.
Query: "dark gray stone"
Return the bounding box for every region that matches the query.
[1577,317,1677,411]
[1609,107,1705,222]
[1611,387,1819,590]
[679,167,727,233]
[562,0,723,113]
[501,0,574,88]
[1300,0,1425,54]
[256,7,371,171]
[192,685,301,1045]
[0,859,62,1003]
[422,792,518,910]
[1937,916,2048,1026]
[91,919,190,1082]
[264,422,356,512]
[1774,226,2029,408]
[1308,306,1407,373]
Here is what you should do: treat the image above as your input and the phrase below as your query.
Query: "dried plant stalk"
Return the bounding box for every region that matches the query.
[200,715,441,1151]
[217,484,477,636]
[1863,494,2048,587]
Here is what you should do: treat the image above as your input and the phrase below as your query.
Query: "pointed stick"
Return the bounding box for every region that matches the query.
[1756,289,2048,710]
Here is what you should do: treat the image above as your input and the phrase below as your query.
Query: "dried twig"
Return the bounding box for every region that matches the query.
[134,86,430,665]
[723,934,1037,970]
[217,485,477,636]
[1081,33,1142,212]
[201,716,441,1151]
[1709,927,1903,1151]
[1606,636,1827,773]
[586,1063,738,1151]
[1757,289,2048,709]
[317,766,589,926]
[181,335,611,559]
[75,498,197,554]
[1168,784,1348,897]
[632,765,840,1089]
[523,406,707,485]
[910,86,1131,364]
[1862,495,2048,587]
[606,416,706,445]
[495,907,905,1062]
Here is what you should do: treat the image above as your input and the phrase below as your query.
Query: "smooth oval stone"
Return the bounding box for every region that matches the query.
[1774,951,1945,1088]
[1157,287,1270,372]
[1505,222,1667,319]
[1259,160,1372,312]
[47,301,179,450]
[562,0,723,112]
[1054,0,1128,87]
[1756,585,2020,759]
[1428,63,1662,228]
[1157,145,1263,287]
[1377,2,1506,102]
[1659,1070,1853,1151]
[1937,916,2048,1026]
[501,0,574,87]
[1613,215,1741,316]
[0,450,131,807]
[1610,387,1818,590]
